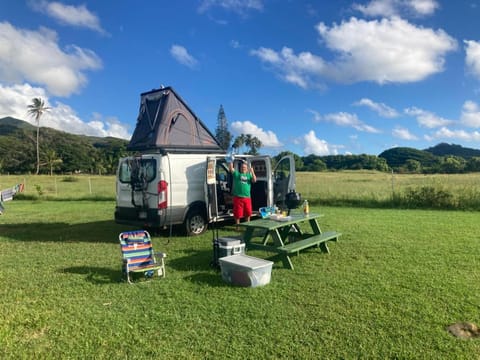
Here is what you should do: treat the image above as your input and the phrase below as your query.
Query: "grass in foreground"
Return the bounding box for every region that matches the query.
[1,201,480,359]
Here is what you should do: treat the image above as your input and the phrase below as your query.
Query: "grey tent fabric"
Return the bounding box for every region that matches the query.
[127,87,223,153]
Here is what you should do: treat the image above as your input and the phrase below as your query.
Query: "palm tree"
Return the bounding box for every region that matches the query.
[232,134,246,153]
[233,133,262,155]
[44,149,63,176]
[245,134,262,155]
[27,98,50,175]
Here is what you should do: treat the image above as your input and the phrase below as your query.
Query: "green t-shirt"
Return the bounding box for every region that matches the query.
[232,170,253,198]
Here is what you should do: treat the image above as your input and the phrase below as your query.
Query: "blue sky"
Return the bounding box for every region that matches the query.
[1,0,480,156]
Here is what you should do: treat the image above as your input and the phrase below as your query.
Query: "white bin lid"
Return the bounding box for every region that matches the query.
[219,254,273,269]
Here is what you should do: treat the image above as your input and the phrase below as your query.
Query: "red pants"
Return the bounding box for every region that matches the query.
[233,196,252,219]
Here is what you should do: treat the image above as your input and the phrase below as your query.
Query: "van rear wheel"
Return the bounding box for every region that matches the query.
[184,208,207,236]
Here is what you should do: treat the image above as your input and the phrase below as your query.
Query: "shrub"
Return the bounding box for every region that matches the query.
[403,185,455,209]
[61,176,79,182]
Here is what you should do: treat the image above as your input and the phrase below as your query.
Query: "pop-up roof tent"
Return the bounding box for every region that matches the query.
[127,86,223,153]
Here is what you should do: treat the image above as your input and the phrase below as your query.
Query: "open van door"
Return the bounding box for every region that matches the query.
[206,155,273,221]
[246,156,272,211]
[206,156,233,222]
[273,155,296,208]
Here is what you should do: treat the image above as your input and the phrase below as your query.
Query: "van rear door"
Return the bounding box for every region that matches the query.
[115,155,161,225]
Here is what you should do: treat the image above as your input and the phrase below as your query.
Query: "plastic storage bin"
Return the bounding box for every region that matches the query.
[219,254,273,287]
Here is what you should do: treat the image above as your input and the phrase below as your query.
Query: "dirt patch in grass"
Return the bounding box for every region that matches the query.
[447,322,480,339]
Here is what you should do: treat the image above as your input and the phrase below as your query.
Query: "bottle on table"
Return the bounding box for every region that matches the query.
[303,200,309,215]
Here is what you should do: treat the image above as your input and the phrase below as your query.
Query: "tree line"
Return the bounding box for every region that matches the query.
[2,101,480,175]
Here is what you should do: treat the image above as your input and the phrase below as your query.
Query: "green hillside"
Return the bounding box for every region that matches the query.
[2,116,480,175]
[0,117,129,174]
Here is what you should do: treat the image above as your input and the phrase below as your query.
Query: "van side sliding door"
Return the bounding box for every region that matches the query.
[247,156,272,211]
[273,155,296,207]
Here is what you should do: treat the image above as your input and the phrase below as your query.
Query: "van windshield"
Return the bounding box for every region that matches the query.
[118,158,156,184]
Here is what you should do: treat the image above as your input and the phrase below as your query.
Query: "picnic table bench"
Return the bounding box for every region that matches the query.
[239,213,341,270]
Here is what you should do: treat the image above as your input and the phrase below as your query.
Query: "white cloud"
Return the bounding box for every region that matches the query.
[251,17,456,88]
[230,120,282,147]
[0,83,130,139]
[392,126,418,140]
[405,106,453,128]
[352,0,398,17]
[303,130,333,156]
[460,100,480,127]
[0,22,102,97]
[409,0,439,15]
[230,40,241,49]
[198,0,264,14]
[427,127,480,142]
[465,40,480,80]
[250,46,326,89]
[170,45,198,69]
[315,17,456,84]
[309,109,381,133]
[30,1,107,34]
[353,0,439,17]
[353,98,399,118]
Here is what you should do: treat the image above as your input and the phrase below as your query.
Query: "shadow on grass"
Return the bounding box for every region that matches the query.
[1,221,188,243]
[1,221,135,243]
[184,272,227,287]
[61,266,122,284]
[167,248,214,272]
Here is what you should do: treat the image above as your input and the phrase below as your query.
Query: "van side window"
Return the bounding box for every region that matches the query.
[119,159,156,184]
[251,160,266,177]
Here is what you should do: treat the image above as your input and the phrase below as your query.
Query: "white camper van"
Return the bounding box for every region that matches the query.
[114,152,296,235]
[114,86,298,235]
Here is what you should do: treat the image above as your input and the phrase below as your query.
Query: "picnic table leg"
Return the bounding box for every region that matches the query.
[270,229,285,247]
[319,242,330,254]
[271,253,294,270]
[283,254,294,270]
[243,228,255,248]
[309,218,322,235]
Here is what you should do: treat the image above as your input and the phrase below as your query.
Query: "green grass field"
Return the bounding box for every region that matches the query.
[1,196,480,358]
[3,171,480,208]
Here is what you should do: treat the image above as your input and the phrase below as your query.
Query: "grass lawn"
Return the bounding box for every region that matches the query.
[1,200,480,359]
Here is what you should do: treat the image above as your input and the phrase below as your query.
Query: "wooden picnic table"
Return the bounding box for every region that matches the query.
[238,212,341,270]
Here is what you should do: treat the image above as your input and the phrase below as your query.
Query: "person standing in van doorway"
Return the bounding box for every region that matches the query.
[228,160,256,230]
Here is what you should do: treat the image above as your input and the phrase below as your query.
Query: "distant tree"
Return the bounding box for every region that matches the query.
[274,151,304,170]
[466,156,480,172]
[232,133,262,154]
[305,159,327,171]
[27,98,50,175]
[44,149,63,176]
[404,159,422,173]
[215,105,232,150]
[232,134,246,153]
[245,134,262,155]
[440,155,466,173]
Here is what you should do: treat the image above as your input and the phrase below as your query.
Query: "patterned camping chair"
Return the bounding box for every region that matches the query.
[119,230,166,283]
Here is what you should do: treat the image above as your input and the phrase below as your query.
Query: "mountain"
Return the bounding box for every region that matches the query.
[378,147,439,168]
[423,142,480,158]
[0,117,129,174]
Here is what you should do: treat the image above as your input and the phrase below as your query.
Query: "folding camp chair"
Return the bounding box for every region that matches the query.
[119,230,166,283]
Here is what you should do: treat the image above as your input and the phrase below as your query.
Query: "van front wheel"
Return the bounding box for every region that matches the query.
[184,209,207,236]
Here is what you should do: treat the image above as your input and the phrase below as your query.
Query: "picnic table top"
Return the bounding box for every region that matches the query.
[238,213,323,230]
